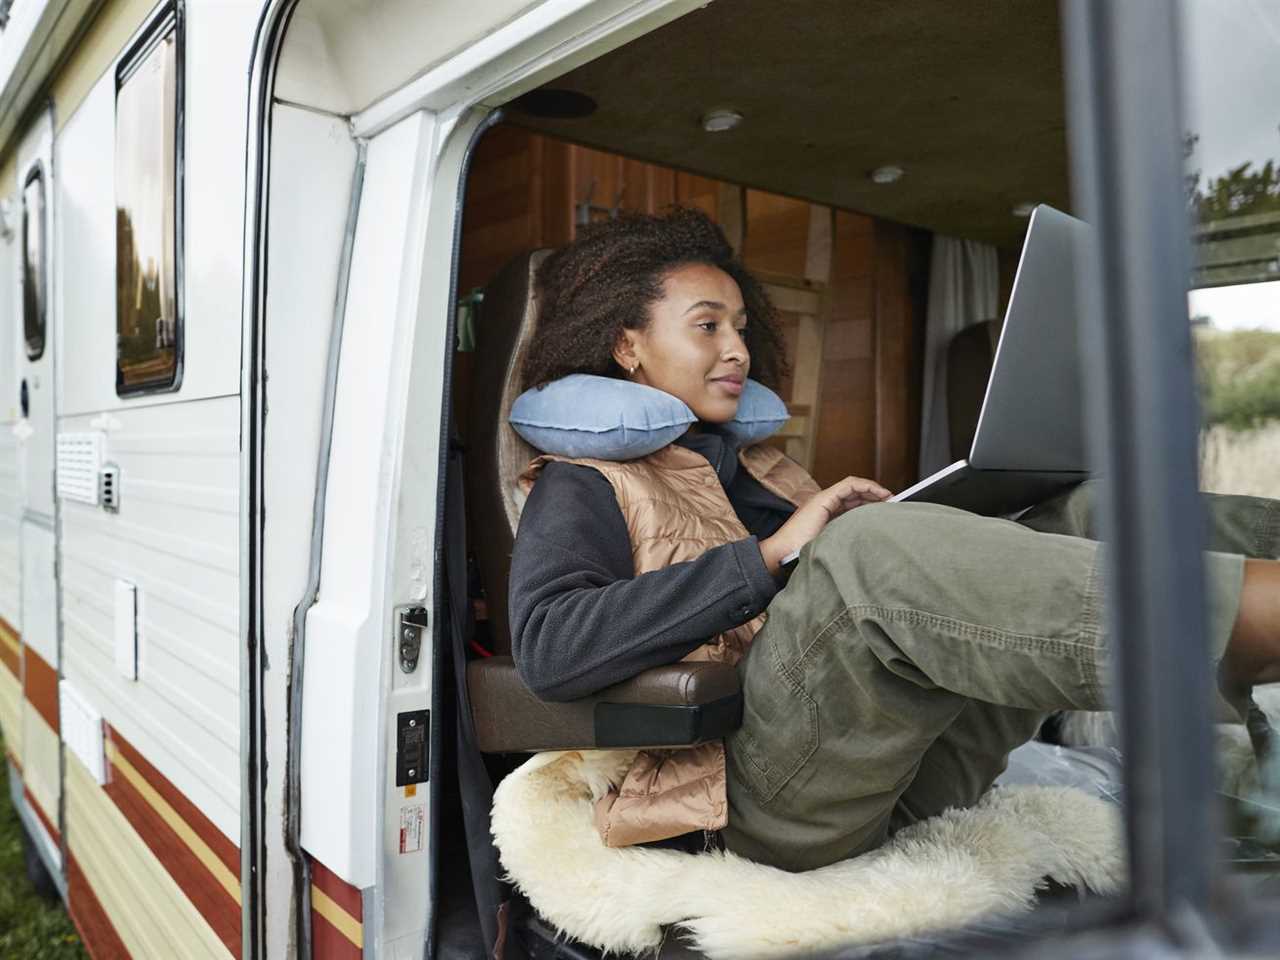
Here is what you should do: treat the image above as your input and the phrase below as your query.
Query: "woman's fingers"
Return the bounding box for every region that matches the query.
[828,476,892,503]
[816,477,891,520]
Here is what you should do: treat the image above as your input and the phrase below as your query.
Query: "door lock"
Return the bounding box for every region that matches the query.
[395,709,429,786]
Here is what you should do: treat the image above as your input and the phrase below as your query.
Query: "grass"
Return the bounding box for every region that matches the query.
[0,737,88,960]
[1195,328,1280,431]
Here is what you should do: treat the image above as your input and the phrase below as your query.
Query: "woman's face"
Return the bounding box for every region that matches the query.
[614,262,750,423]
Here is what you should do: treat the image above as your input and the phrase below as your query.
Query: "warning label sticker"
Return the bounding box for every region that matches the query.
[399,804,425,854]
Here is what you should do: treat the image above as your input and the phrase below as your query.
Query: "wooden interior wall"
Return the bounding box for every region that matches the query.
[454,124,926,490]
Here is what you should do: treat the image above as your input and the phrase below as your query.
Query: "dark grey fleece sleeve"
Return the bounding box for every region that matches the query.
[509,461,778,701]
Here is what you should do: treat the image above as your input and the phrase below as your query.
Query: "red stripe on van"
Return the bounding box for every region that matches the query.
[310,859,363,920]
[312,908,362,960]
[105,724,240,876]
[103,725,241,959]
[22,644,58,734]
[24,785,60,846]
[68,854,131,960]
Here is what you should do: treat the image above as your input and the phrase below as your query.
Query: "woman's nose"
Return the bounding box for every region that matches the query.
[721,331,748,365]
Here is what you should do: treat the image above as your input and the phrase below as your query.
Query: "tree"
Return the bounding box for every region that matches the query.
[1195,159,1280,223]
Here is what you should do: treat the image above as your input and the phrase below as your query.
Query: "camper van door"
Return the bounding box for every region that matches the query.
[14,106,61,868]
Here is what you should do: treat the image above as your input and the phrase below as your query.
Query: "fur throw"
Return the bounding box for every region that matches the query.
[492,748,1125,958]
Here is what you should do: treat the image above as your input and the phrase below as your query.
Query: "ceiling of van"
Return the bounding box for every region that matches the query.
[508,0,1069,247]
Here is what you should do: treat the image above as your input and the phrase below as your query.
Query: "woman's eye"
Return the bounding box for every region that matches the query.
[697,320,717,333]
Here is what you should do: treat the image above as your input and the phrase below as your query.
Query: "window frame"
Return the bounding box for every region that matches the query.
[21,162,47,362]
[113,0,185,397]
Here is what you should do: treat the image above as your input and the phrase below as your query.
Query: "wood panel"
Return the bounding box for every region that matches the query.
[742,192,812,278]
[812,211,877,486]
[871,221,929,492]
[455,124,928,490]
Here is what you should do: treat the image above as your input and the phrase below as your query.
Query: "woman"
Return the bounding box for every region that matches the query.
[507,208,1280,873]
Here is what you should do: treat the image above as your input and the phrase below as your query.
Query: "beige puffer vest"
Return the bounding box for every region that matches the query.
[519,442,820,847]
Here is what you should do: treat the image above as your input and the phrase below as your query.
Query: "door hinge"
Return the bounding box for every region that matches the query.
[398,607,428,674]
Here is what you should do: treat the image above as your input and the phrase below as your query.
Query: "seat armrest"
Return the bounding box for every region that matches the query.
[467,656,742,753]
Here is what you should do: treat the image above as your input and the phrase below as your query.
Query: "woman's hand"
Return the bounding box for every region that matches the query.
[759,476,892,575]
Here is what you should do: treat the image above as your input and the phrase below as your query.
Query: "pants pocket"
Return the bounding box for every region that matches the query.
[727,640,819,805]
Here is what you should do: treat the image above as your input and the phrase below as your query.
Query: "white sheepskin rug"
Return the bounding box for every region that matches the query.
[491,749,1125,959]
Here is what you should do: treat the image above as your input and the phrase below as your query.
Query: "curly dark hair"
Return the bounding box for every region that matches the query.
[521,207,788,391]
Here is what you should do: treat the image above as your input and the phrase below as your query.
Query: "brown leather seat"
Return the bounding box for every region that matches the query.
[463,251,742,753]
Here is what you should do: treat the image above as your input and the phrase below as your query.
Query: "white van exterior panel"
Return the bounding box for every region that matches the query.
[18,111,56,522]
[0,209,17,629]
[0,0,58,99]
[0,218,17,425]
[260,101,360,957]
[275,0,541,116]
[299,110,438,887]
[56,2,256,419]
[179,0,258,399]
[54,73,113,419]
[0,429,19,628]
[59,394,241,843]
[20,519,58,667]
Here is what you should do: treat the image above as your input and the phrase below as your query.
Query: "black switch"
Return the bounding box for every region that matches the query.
[395,710,430,786]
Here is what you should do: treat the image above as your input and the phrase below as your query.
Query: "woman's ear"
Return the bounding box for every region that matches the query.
[612,329,640,374]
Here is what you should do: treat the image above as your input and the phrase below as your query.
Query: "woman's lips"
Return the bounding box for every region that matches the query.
[711,377,744,396]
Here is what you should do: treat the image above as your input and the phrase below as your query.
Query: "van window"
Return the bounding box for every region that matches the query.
[1185,0,1280,502]
[115,13,181,394]
[21,169,46,361]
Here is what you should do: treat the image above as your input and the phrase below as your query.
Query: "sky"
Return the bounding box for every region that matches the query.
[1182,0,1280,186]
[1181,1,1280,332]
[1189,281,1280,332]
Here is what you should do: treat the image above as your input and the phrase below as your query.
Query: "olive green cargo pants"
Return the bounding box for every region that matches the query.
[723,481,1280,872]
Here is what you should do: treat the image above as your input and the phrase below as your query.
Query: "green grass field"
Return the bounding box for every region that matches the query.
[0,739,88,960]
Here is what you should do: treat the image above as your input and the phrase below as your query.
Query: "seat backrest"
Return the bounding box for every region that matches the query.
[946,319,999,463]
[464,250,551,655]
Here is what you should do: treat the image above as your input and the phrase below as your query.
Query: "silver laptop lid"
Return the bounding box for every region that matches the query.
[968,205,1093,473]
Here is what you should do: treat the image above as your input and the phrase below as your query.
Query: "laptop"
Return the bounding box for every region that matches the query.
[890,205,1092,516]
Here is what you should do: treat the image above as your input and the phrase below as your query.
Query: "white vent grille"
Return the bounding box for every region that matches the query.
[59,680,105,784]
[57,432,105,505]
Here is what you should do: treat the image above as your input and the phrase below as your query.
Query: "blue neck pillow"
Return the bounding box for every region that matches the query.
[509,373,790,461]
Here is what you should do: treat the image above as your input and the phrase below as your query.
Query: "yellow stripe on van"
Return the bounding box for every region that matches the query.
[105,740,242,905]
[311,885,364,948]
[0,149,15,197]
[51,0,159,132]
[0,624,18,660]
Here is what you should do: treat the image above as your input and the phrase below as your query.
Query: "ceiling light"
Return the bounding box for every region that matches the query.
[870,165,904,184]
[1012,202,1038,218]
[701,109,743,133]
